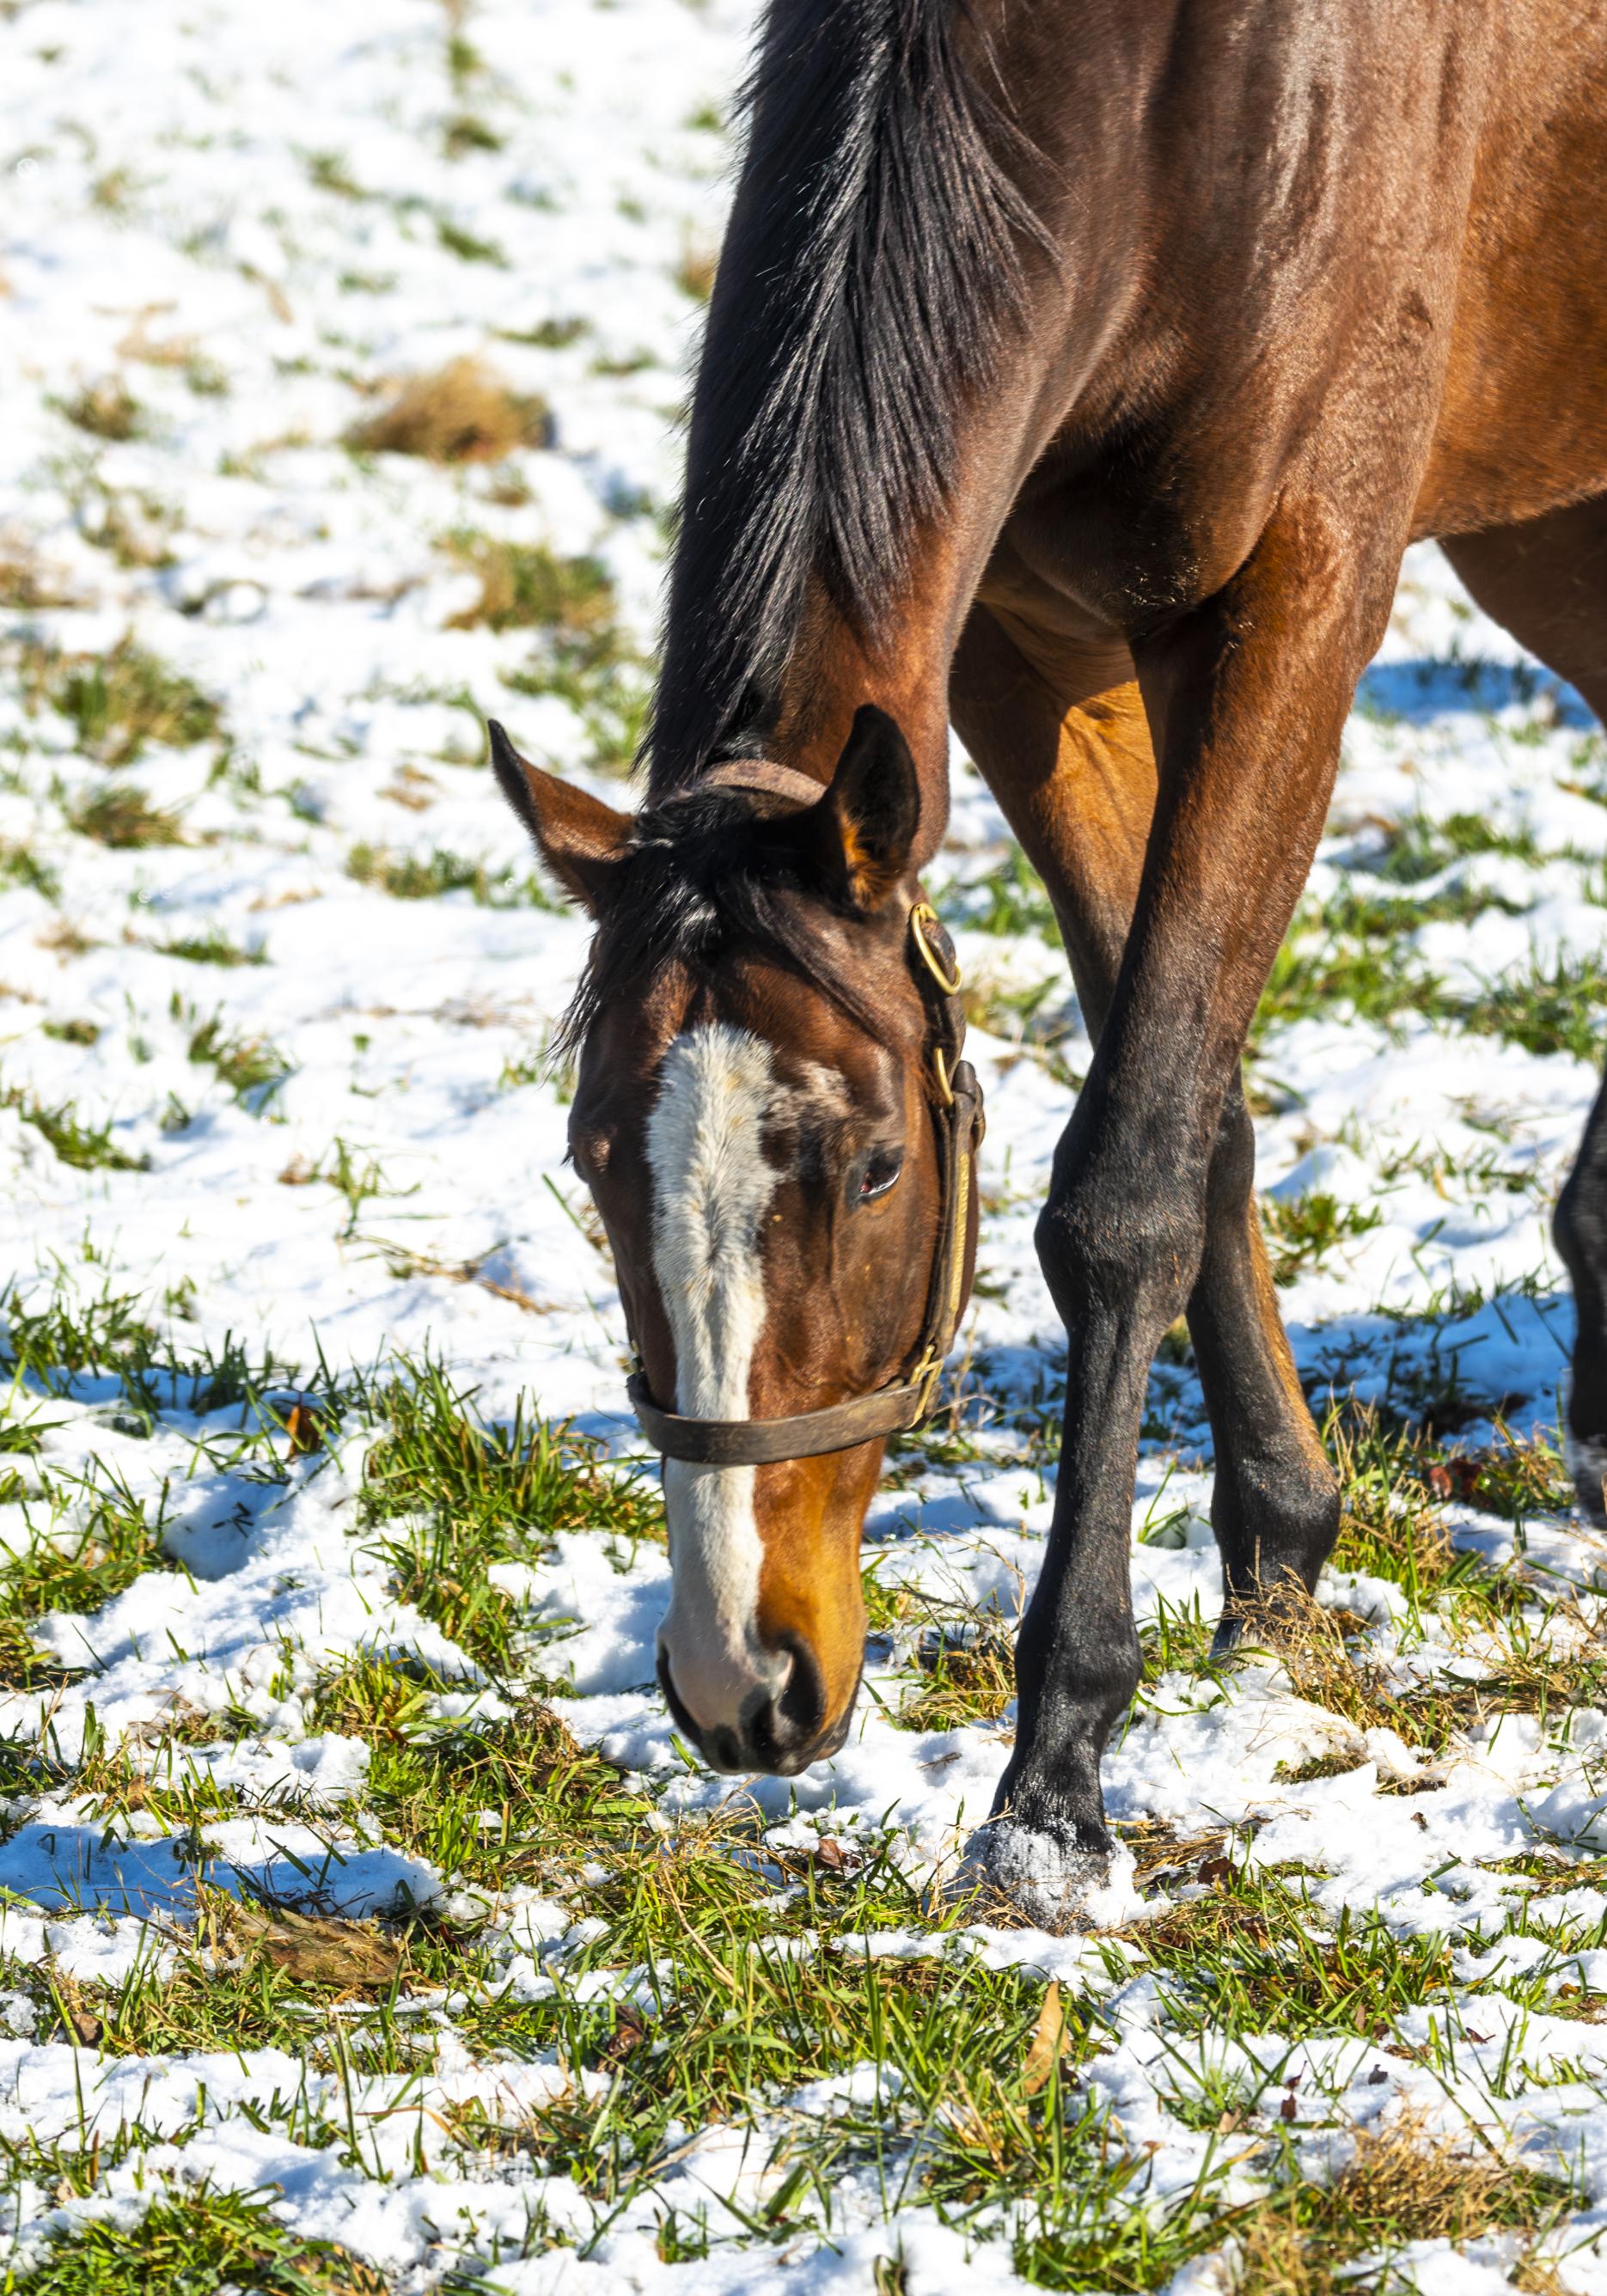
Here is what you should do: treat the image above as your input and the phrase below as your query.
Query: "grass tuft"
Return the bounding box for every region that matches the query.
[347,356,549,463]
[67,784,185,847]
[444,532,614,635]
[56,376,145,441]
[0,1084,147,1172]
[1231,2109,1573,2295]
[184,1006,292,1108]
[1262,1190,1383,1285]
[34,637,223,765]
[357,1360,661,1671]
[21,2190,388,2296]
[345,842,555,907]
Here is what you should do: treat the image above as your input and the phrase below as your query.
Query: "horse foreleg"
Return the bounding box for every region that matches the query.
[962,506,1395,1927]
[950,609,1339,1649]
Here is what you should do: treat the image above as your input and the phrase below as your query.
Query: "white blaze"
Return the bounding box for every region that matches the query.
[646,1023,791,1735]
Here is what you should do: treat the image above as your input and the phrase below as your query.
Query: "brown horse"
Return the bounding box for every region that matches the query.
[494,0,1607,1924]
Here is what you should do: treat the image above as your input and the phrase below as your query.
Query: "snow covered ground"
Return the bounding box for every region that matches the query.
[0,1,1603,2289]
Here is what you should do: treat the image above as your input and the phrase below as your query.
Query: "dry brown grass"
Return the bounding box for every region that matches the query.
[58,375,145,440]
[1235,2109,1572,2294]
[0,547,87,610]
[347,356,551,462]
[898,1627,1016,1732]
[1237,1571,1607,1771]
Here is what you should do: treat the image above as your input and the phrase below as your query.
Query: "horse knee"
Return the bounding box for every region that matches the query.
[1035,1176,1204,1331]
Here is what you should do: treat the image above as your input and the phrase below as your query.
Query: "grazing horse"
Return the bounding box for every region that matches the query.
[493,0,1607,1924]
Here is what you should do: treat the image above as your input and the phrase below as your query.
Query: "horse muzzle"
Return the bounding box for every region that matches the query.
[657,1633,853,1776]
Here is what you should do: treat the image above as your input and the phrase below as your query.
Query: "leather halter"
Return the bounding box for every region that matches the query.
[625,761,986,1465]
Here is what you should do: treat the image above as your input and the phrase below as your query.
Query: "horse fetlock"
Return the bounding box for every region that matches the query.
[1212,1447,1341,1597]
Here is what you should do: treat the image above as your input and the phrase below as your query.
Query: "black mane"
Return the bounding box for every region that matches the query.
[645,0,1044,795]
[554,792,885,1061]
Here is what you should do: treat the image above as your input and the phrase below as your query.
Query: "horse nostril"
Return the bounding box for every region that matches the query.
[706,1723,746,1771]
[773,1633,828,1746]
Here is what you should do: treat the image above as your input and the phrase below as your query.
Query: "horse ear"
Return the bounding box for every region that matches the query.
[817,705,920,911]
[488,721,629,916]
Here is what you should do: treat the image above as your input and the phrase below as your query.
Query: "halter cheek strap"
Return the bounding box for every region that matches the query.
[626,898,986,1465]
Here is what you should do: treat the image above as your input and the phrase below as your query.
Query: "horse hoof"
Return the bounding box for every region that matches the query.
[950,1817,1143,1934]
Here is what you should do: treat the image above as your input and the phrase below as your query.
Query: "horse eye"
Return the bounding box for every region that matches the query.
[858,1149,902,1202]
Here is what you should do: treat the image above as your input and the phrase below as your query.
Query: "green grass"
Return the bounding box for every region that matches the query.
[14,2189,386,2295]
[0,1474,171,1686]
[443,113,504,158]
[44,638,223,765]
[1261,1189,1384,1285]
[355,1359,662,1672]
[500,632,651,776]
[938,849,1062,944]
[345,843,557,907]
[0,1085,147,1173]
[304,147,366,198]
[180,1003,292,1108]
[0,841,61,901]
[444,534,615,635]
[1373,810,1542,881]
[1251,863,1607,1072]
[1250,913,1433,1047]
[1455,950,1607,1064]
[1135,1867,1457,2039]
[436,215,507,266]
[154,925,266,967]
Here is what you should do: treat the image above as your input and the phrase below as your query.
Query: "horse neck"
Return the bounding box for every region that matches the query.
[645,0,1078,852]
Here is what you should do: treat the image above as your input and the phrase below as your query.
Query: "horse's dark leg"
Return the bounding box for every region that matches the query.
[951,510,1389,1924]
[950,610,1338,1652]
[1442,500,1607,1517]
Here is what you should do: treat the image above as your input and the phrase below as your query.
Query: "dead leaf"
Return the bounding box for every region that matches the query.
[600,2001,649,2064]
[1196,1854,1234,1887]
[1280,2093,1298,2122]
[814,1838,847,1874]
[235,1905,400,1988]
[1022,1981,1072,2095]
[284,1402,321,1456]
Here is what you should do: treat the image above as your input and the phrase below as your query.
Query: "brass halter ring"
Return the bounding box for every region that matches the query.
[908,901,962,995]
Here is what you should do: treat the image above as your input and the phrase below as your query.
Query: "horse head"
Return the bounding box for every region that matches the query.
[494,705,981,1775]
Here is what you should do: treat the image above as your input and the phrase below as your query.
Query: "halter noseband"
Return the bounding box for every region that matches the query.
[624,761,986,1467]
